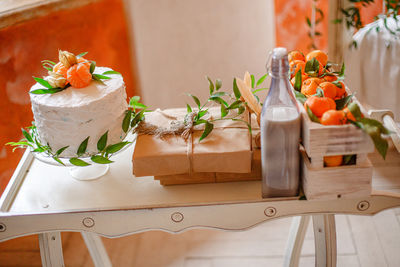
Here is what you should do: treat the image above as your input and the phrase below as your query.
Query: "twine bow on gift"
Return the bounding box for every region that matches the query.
[134,109,201,174]
[134,109,198,140]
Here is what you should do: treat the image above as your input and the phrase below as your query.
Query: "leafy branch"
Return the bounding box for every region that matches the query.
[333,0,400,48]
[186,74,267,141]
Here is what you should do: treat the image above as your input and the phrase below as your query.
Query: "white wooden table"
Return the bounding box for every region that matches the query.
[1,141,400,267]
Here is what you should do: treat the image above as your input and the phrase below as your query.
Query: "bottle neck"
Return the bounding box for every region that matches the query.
[269,56,289,79]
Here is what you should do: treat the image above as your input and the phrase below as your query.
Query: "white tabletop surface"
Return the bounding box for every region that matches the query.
[8,145,272,214]
[6,141,400,215]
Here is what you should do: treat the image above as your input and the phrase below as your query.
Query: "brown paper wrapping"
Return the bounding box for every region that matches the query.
[155,149,261,185]
[133,107,252,177]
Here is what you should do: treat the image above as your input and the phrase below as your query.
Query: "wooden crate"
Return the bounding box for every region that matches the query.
[300,96,374,168]
[300,147,372,200]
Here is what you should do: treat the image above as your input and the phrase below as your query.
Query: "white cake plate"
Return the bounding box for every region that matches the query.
[32,133,136,181]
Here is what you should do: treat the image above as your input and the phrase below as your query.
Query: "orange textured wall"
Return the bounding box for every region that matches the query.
[274,0,329,53]
[0,0,137,195]
[274,0,384,53]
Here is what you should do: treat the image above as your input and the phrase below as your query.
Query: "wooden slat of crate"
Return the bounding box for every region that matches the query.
[301,148,372,200]
[300,92,374,169]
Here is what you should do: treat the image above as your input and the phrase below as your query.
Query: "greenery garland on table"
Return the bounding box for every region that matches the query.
[7,97,147,167]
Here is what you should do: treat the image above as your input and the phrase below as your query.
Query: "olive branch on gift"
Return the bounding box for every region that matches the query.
[185,73,268,140]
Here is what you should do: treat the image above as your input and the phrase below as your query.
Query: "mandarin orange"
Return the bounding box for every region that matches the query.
[301,78,323,96]
[304,95,336,117]
[289,60,306,78]
[288,50,305,62]
[67,63,92,88]
[318,82,337,99]
[324,155,343,167]
[320,110,346,125]
[53,62,68,78]
[306,50,328,66]
[334,81,346,98]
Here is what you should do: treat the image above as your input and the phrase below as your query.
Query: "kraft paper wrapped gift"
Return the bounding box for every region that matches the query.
[132,107,252,177]
[155,148,261,185]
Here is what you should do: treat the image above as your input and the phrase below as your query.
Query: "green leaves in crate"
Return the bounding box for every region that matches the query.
[306,105,320,123]
[293,69,302,91]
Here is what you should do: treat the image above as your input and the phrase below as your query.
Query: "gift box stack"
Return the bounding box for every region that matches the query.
[132,107,261,185]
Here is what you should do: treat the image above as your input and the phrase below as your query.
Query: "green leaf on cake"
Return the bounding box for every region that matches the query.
[105,141,130,154]
[33,77,53,89]
[251,74,255,88]
[91,155,113,164]
[30,88,65,94]
[256,74,268,86]
[55,146,69,156]
[41,60,56,66]
[233,78,241,99]
[102,70,121,75]
[97,131,108,151]
[69,158,91,166]
[90,61,96,74]
[122,110,132,133]
[199,121,214,141]
[77,137,89,156]
[76,52,88,58]
[93,74,111,80]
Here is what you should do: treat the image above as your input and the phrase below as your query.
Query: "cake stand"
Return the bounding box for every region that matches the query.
[32,133,136,181]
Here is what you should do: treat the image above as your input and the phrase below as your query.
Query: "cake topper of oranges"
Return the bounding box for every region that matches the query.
[31,50,120,95]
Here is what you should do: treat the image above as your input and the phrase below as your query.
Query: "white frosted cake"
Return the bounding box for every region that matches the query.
[30,67,128,157]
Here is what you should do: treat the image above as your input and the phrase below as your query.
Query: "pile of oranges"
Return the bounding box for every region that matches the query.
[289,50,356,126]
[289,50,359,167]
[51,50,92,88]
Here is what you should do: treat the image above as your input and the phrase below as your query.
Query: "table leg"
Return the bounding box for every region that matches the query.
[38,232,65,267]
[284,215,310,267]
[81,232,112,267]
[312,214,337,267]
